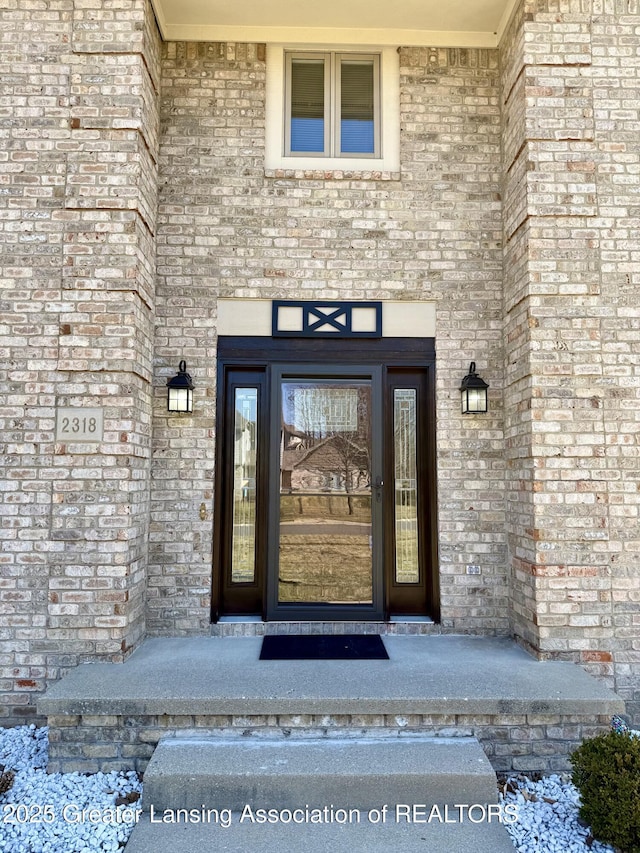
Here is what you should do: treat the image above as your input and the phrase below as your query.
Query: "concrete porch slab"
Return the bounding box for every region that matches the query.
[39,635,623,718]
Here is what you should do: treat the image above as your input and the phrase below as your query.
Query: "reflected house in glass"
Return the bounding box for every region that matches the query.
[280,382,371,498]
[282,436,370,495]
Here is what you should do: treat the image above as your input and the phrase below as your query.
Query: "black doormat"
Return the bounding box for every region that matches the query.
[260,634,389,660]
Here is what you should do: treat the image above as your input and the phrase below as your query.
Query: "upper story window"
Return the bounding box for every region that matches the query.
[285,52,380,158]
[265,45,400,173]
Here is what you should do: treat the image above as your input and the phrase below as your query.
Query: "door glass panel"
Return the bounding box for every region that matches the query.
[393,389,420,584]
[231,388,258,583]
[278,379,372,604]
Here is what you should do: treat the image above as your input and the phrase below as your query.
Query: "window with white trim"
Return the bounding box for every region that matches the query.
[265,45,400,173]
[285,52,380,158]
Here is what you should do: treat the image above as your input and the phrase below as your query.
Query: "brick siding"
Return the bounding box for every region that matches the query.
[0,0,638,726]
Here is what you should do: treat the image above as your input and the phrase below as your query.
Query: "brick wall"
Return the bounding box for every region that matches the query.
[149,43,509,637]
[0,0,161,725]
[500,0,640,722]
[46,710,612,775]
[2,0,638,726]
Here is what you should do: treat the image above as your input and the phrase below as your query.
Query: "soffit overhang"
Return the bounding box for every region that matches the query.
[151,0,518,48]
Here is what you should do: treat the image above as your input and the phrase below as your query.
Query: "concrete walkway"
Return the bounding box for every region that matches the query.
[40,634,623,717]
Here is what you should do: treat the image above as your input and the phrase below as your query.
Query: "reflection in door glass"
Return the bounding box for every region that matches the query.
[279,380,373,604]
[394,389,420,583]
[231,388,257,583]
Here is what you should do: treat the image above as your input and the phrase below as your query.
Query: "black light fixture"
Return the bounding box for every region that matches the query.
[460,362,489,414]
[167,360,194,413]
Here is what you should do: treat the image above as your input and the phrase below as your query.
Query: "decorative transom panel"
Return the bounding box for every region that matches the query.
[272,301,382,338]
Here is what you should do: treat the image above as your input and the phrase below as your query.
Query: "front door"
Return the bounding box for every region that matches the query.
[268,366,383,619]
[212,337,438,622]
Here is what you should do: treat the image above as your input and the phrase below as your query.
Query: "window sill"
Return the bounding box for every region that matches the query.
[264,168,401,181]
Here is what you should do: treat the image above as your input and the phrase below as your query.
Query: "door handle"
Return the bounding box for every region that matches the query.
[373,477,384,502]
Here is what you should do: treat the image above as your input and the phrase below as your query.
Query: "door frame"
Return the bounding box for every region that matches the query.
[211,335,439,623]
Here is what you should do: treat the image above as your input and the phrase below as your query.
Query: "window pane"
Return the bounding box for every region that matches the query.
[231,388,258,583]
[394,389,420,584]
[340,60,374,154]
[278,380,373,605]
[291,59,325,153]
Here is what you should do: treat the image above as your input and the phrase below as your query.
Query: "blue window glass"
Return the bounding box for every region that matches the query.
[291,118,325,153]
[340,61,374,155]
[291,60,325,153]
[340,120,374,154]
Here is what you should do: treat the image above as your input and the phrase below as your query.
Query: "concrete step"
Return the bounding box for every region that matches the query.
[141,736,499,812]
[127,736,515,853]
[124,810,517,853]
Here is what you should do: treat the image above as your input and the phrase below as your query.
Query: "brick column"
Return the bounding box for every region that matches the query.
[501,2,541,653]
[501,0,640,721]
[0,0,160,723]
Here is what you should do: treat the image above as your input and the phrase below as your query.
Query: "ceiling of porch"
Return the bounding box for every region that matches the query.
[151,0,518,48]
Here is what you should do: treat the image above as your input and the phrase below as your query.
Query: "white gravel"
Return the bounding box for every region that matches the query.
[0,724,633,852]
[0,725,141,852]
[498,774,615,853]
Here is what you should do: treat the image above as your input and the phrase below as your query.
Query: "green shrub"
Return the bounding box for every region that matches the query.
[570,730,640,853]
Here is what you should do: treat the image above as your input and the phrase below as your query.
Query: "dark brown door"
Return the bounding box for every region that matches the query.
[267,365,384,620]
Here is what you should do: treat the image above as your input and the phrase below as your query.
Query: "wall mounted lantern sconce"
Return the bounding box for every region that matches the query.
[167,360,194,413]
[460,362,489,414]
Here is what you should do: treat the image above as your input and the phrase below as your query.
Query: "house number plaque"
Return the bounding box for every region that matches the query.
[55,407,104,442]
